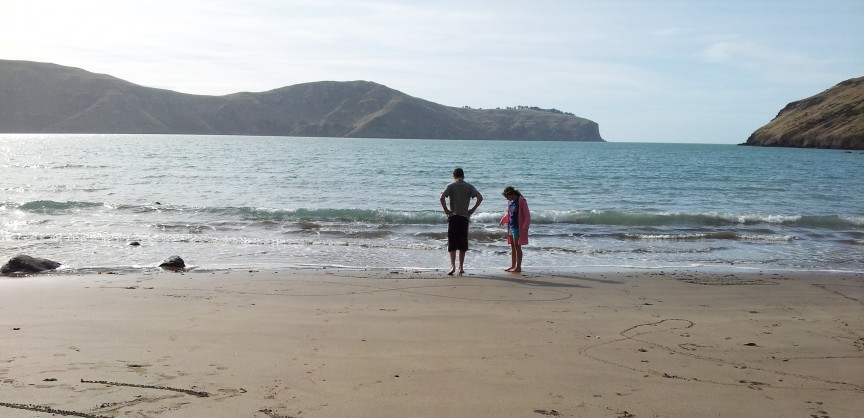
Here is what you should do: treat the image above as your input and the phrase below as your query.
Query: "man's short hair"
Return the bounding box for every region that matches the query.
[453,167,465,178]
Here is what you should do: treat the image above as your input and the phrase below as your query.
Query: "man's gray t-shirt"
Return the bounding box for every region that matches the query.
[442,180,480,217]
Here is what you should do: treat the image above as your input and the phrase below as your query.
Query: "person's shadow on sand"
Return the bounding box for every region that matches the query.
[471,273,622,288]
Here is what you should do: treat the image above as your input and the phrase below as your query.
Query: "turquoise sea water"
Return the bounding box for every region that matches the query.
[1,134,863,273]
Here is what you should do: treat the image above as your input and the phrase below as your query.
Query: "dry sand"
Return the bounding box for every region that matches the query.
[1,268,862,417]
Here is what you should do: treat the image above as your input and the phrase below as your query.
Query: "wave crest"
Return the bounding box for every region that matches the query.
[6,201,863,230]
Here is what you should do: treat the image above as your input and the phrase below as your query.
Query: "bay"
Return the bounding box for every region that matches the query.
[1,134,863,272]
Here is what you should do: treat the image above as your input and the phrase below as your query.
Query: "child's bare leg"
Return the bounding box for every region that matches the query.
[505,240,517,271]
[511,244,523,272]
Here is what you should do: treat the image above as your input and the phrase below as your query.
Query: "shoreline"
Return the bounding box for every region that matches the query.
[2,268,862,417]
[21,262,864,279]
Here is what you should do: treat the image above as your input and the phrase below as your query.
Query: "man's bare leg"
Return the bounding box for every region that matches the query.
[448,251,456,275]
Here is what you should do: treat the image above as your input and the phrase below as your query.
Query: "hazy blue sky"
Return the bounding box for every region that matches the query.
[2,0,862,143]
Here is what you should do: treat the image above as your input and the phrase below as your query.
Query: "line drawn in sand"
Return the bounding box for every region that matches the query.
[579,318,864,393]
[0,378,232,416]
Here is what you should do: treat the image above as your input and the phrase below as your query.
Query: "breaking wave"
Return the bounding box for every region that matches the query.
[5,201,864,230]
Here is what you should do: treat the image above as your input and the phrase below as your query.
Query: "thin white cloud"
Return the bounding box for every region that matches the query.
[698,38,837,86]
[701,40,810,68]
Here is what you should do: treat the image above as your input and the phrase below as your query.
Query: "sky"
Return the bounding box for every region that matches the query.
[1,0,862,143]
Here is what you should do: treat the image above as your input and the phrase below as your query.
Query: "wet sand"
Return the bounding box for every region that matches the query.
[1,268,863,417]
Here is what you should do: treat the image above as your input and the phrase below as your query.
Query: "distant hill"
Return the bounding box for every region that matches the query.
[0,60,604,141]
[743,77,864,150]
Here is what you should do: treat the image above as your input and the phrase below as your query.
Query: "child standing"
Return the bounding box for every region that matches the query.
[498,186,531,272]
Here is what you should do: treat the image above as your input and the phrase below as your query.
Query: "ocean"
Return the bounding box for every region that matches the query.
[1,134,863,273]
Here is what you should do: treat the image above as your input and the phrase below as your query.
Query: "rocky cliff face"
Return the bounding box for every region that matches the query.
[744,77,864,150]
[0,60,603,141]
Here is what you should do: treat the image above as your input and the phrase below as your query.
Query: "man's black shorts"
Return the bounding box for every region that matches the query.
[447,215,470,252]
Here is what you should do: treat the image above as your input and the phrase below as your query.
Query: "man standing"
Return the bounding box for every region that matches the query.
[440,167,483,275]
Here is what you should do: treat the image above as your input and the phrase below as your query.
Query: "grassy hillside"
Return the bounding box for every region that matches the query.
[0,60,603,141]
[744,77,864,150]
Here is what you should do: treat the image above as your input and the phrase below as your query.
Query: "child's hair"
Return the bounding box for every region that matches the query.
[502,186,522,197]
[453,167,465,178]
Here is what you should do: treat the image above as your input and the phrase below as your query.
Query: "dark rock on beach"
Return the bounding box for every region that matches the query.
[159,256,185,271]
[743,76,864,150]
[1,255,61,274]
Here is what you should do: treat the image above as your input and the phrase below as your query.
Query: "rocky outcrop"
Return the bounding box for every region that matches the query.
[159,256,185,271]
[744,77,864,150]
[0,60,604,142]
[1,255,61,274]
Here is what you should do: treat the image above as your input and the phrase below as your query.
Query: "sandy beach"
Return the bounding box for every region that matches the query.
[1,268,862,417]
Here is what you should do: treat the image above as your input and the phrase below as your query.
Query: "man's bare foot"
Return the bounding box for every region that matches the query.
[504,267,515,272]
[509,268,522,273]
[458,270,465,275]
